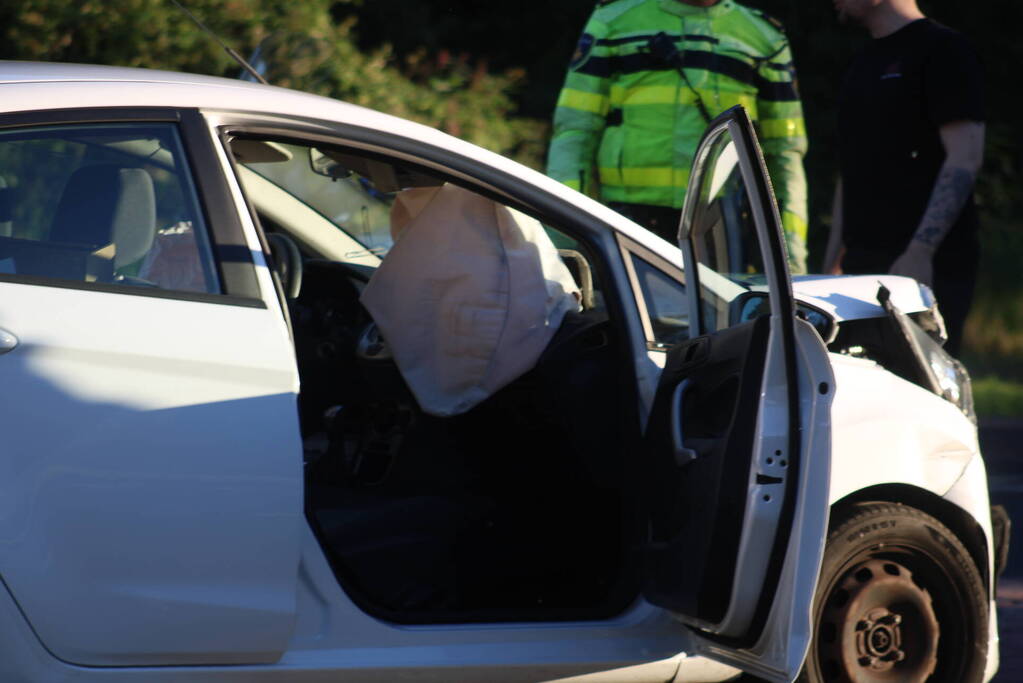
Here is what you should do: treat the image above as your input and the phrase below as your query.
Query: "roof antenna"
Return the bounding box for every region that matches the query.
[169,0,269,85]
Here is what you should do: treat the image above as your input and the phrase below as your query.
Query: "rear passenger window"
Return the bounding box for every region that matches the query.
[0,123,219,294]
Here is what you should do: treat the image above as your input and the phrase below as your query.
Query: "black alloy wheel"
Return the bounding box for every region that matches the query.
[801,502,988,683]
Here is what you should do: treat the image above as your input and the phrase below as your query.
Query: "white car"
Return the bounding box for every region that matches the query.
[0,62,1002,683]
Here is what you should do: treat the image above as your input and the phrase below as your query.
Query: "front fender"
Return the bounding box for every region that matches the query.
[828,353,978,504]
[828,355,999,681]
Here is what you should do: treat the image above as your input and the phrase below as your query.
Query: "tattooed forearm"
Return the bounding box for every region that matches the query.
[912,165,976,249]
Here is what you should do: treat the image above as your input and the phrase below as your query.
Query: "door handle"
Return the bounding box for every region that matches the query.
[670,379,698,466]
[0,327,18,355]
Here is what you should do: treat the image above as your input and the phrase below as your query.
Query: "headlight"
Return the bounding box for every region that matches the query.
[878,285,975,423]
[906,315,975,422]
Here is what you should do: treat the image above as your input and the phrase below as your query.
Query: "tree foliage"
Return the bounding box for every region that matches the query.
[0,0,547,165]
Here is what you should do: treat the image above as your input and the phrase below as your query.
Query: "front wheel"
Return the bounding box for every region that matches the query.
[801,502,988,683]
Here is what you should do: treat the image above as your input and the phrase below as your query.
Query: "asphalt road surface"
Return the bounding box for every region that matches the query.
[980,419,1023,681]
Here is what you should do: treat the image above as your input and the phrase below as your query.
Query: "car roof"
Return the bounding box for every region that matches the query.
[0,61,657,242]
[0,60,266,87]
[0,61,523,181]
[0,60,410,130]
[0,60,660,237]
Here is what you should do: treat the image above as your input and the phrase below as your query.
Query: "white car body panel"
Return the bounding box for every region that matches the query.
[0,62,999,681]
[827,352,978,502]
[285,527,689,681]
[0,282,303,665]
[791,274,931,322]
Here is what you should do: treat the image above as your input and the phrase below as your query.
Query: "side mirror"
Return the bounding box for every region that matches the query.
[731,291,837,345]
[797,301,839,345]
[309,148,351,180]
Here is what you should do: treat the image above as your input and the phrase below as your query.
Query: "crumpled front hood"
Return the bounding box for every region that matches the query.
[792,274,934,322]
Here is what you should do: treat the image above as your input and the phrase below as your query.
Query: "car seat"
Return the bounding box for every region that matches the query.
[49,164,157,282]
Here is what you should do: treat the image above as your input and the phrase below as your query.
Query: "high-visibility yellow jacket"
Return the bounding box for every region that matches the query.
[547,0,808,272]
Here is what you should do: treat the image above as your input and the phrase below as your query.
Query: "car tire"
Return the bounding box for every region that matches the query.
[800,502,988,683]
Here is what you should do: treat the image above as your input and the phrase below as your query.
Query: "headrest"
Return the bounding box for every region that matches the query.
[50,164,157,269]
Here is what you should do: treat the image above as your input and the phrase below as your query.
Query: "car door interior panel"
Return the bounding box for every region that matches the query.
[629,108,832,679]
[644,316,770,622]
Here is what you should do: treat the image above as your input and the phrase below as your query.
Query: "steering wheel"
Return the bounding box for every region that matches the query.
[266,232,304,299]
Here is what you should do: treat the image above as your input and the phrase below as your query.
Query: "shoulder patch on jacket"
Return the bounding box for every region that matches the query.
[570,32,597,70]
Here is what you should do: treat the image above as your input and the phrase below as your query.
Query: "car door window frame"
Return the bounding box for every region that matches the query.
[680,112,796,337]
[0,107,263,307]
[616,234,688,351]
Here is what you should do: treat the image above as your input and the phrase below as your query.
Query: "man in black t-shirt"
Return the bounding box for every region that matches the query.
[823,0,985,355]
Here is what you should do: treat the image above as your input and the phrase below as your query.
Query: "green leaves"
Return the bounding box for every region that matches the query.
[0,0,547,167]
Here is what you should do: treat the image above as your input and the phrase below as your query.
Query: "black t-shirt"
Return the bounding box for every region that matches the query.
[838,19,984,275]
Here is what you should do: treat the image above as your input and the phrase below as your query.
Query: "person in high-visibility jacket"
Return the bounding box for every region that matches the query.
[547,0,809,272]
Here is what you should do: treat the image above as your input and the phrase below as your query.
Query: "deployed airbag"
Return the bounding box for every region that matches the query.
[361,184,580,416]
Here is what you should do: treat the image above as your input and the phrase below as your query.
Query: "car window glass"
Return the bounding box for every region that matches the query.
[0,123,219,294]
[241,141,395,259]
[630,254,688,347]
[688,130,769,332]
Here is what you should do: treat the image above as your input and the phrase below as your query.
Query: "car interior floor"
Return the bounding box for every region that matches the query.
[300,297,643,622]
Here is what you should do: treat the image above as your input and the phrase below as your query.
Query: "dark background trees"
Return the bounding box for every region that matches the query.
[0,0,1019,410]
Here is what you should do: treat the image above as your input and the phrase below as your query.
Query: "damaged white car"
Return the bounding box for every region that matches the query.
[0,62,1003,682]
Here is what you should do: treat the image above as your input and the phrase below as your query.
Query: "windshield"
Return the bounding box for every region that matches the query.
[241,141,395,256]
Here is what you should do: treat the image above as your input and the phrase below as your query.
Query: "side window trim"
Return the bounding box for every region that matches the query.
[178,110,261,300]
[0,107,263,306]
[213,128,293,333]
[0,273,265,307]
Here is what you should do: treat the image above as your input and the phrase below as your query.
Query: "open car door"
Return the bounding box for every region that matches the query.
[643,107,834,681]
